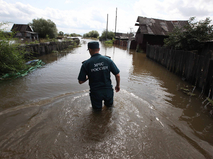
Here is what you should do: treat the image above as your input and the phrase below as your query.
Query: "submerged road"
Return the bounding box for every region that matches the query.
[0,39,212,158]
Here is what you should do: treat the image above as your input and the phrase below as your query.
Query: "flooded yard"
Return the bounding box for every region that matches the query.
[0,39,212,158]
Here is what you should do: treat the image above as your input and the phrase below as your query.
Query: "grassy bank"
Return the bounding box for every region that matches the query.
[0,34,28,76]
[0,35,79,79]
[104,39,115,46]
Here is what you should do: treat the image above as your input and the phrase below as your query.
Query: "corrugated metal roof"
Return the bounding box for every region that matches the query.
[135,16,188,36]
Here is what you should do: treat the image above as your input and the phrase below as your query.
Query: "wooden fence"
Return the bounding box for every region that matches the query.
[146,44,213,97]
[114,39,128,47]
[22,38,80,57]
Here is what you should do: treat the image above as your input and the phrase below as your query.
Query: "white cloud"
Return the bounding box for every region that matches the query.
[65,0,73,4]
[0,0,137,34]
[1,0,213,34]
[133,0,213,21]
[0,0,108,34]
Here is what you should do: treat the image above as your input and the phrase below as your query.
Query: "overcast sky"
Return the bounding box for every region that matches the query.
[1,0,213,35]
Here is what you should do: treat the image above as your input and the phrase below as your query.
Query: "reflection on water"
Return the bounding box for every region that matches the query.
[0,39,212,158]
[81,108,114,142]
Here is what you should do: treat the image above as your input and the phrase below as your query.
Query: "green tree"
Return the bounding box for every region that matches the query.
[29,18,58,39]
[58,31,64,36]
[83,30,99,38]
[100,30,115,40]
[164,17,213,51]
[83,33,88,38]
[64,33,69,37]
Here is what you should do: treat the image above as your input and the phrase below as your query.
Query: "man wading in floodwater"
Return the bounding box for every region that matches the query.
[78,41,120,110]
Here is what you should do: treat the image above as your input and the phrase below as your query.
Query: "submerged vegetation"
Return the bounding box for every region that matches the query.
[103,39,115,46]
[0,24,46,80]
[104,40,114,44]
[68,40,80,49]
[1,60,44,80]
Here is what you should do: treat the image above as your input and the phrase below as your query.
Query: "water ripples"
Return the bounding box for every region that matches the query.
[0,89,210,158]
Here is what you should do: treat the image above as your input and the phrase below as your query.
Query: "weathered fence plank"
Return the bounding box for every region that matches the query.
[146,44,213,97]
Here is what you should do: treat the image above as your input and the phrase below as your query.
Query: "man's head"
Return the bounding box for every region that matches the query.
[88,41,100,55]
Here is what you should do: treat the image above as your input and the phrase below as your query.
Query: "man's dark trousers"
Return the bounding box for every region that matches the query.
[90,88,114,109]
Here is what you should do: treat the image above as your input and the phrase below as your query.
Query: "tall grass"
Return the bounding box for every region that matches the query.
[0,23,27,76]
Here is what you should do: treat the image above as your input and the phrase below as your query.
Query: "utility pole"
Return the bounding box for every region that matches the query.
[115,8,117,35]
[106,14,108,40]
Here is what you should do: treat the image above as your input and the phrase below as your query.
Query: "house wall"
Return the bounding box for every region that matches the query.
[135,34,168,51]
[135,32,143,44]
[129,40,137,50]
[15,32,39,41]
[143,34,167,46]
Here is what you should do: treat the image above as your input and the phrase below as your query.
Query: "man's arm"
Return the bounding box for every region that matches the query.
[115,73,120,92]
[78,76,88,84]
[78,64,88,84]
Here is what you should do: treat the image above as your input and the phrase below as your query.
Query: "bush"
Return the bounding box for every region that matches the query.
[0,23,27,75]
[83,30,99,38]
[164,17,213,51]
[99,30,115,41]
[70,33,82,37]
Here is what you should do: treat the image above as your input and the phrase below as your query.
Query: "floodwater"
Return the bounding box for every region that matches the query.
[0,39,212,159]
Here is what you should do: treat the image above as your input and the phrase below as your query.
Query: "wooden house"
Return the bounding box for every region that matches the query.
[11,24,39,41]
[114,32,134,47]
[135,16,188,51]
